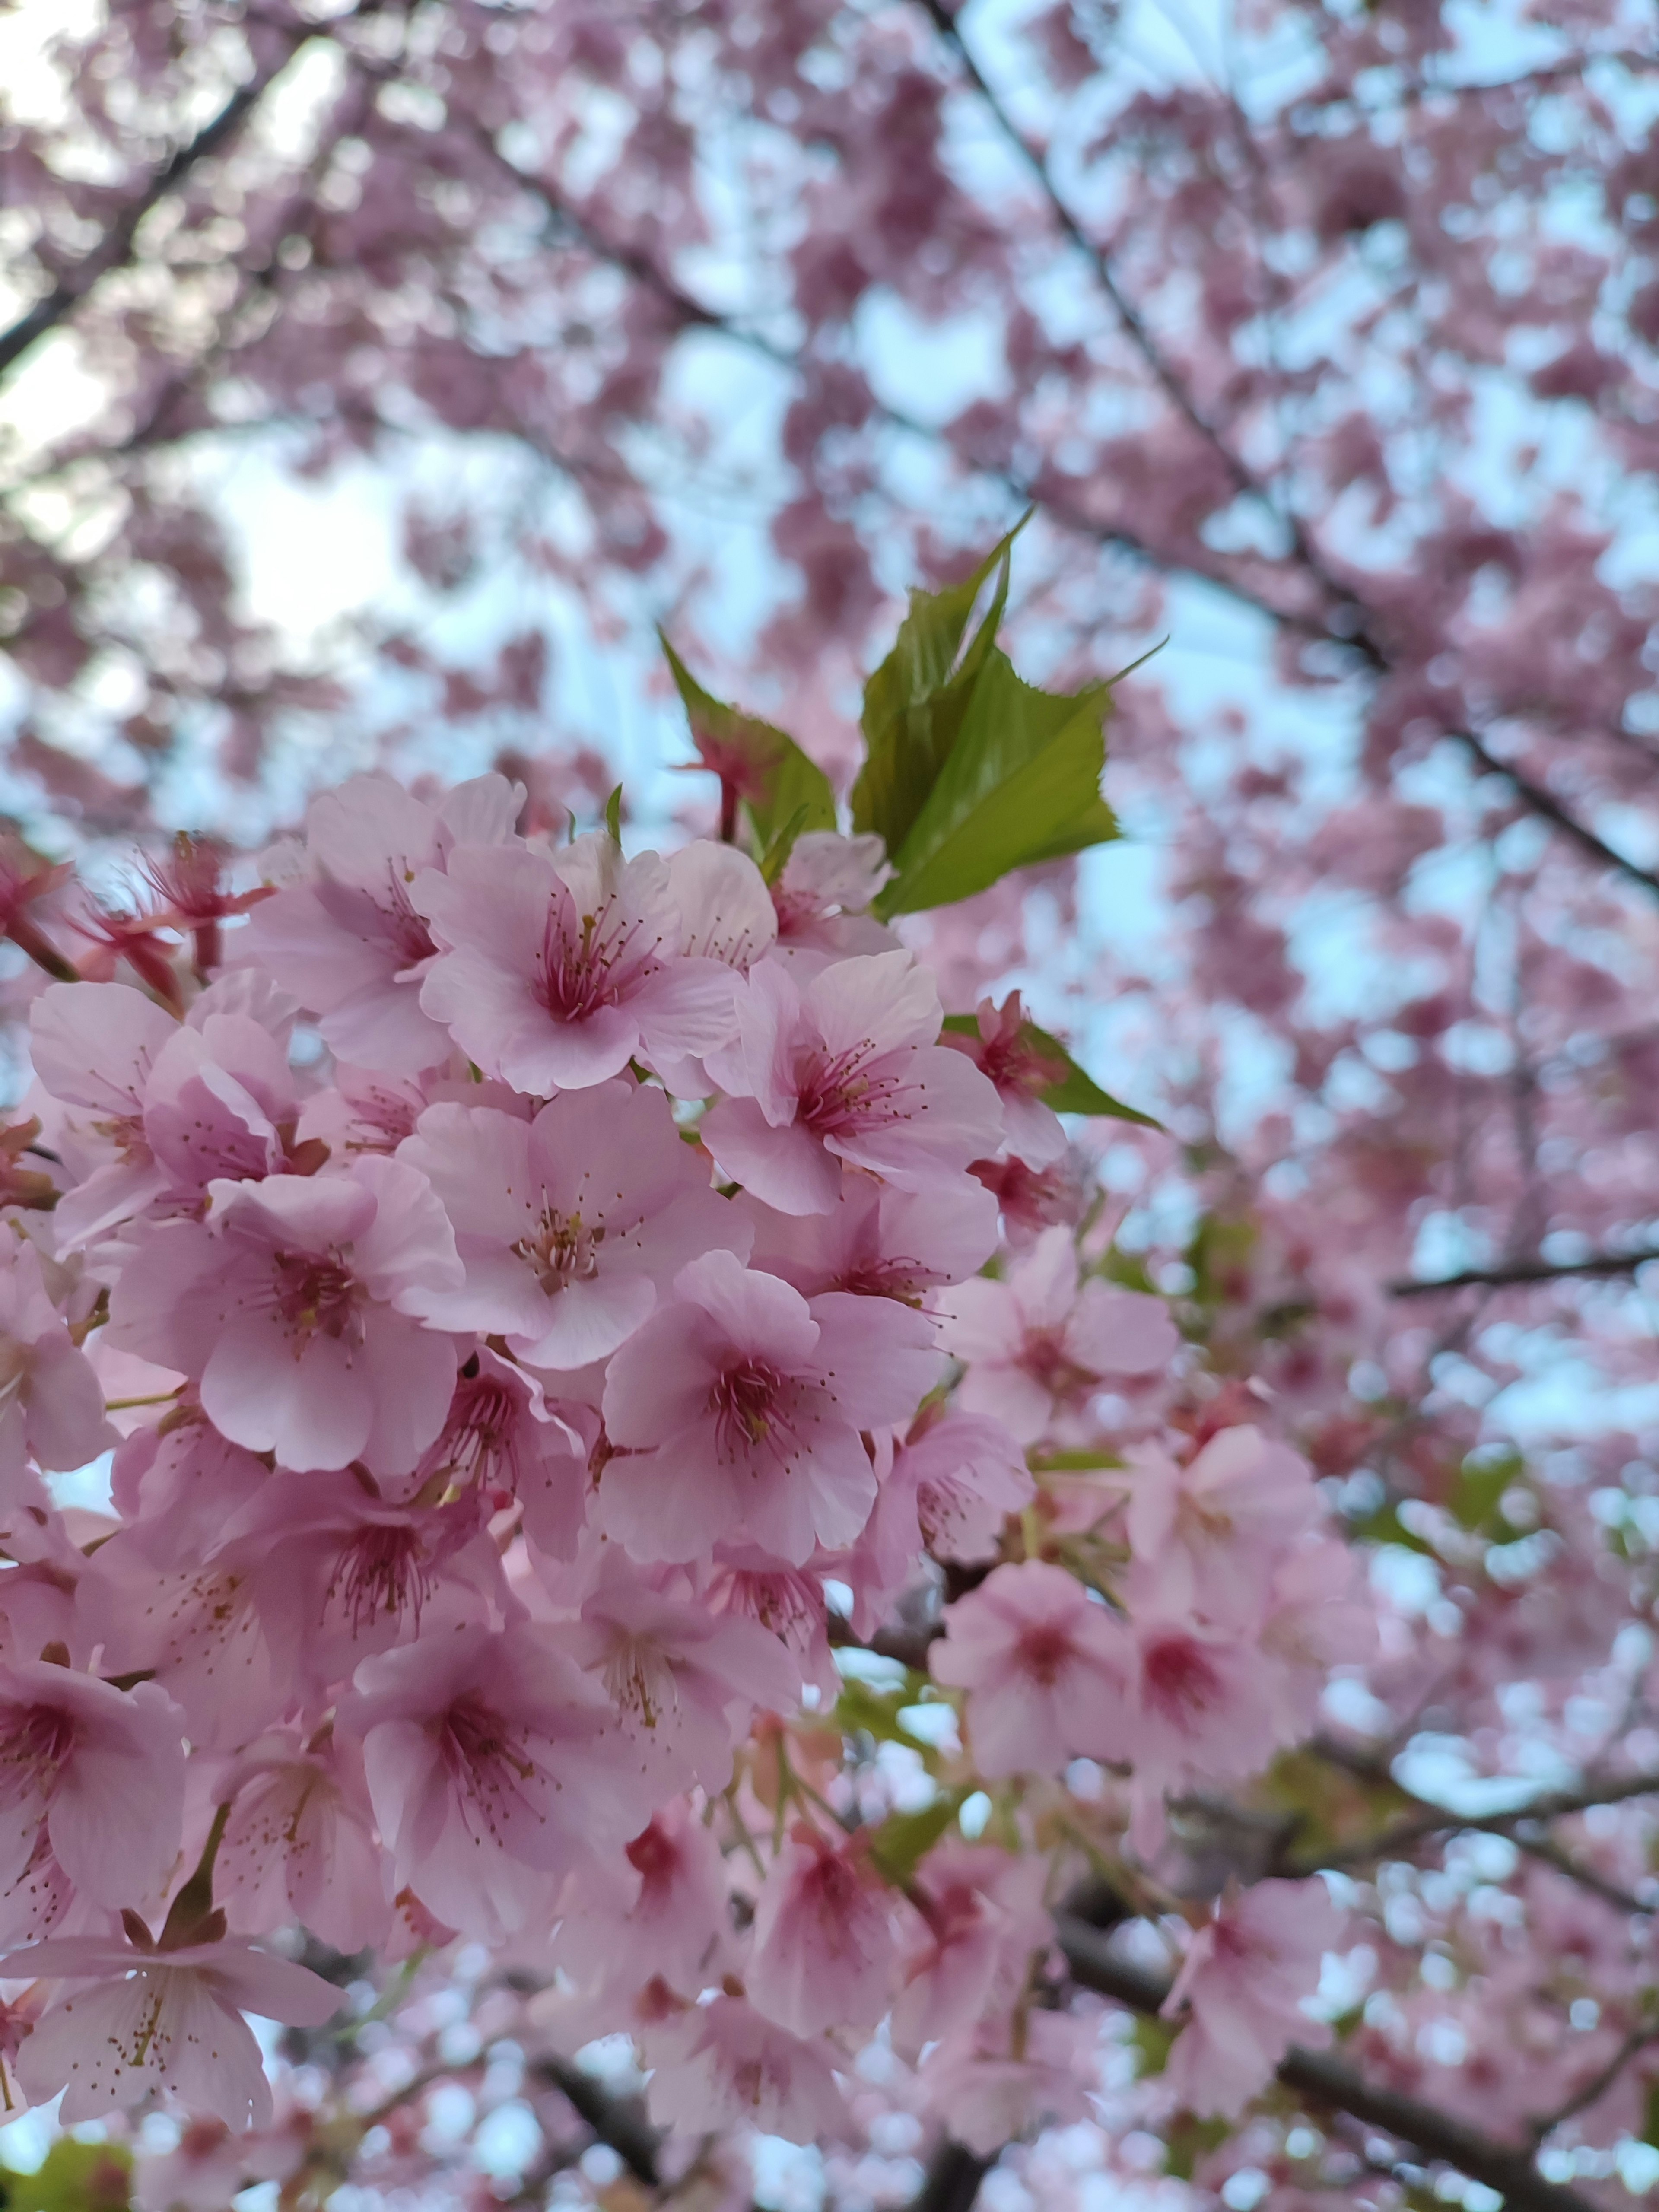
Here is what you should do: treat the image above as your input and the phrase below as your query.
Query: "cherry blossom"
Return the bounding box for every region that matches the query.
[107,1158,463,1475]
[4,1929,342,2127]
[935,1224,1179,1443]
[597,1250,942,1563]
[747,1824,903,2037]
[398,1080,747,1369]
[928,1560,1132,1777]
[1161,1879,1346,2118]
[412,833,740,1092]
[702,950,1004,1214]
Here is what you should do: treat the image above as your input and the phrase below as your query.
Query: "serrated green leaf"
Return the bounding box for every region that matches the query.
[0,2141,132,2212]
[660,632,836,848]
[939,1014,1160,1128]
[867,1789,966,1885]
[852,525,1022,861]
[874,648,1119,917]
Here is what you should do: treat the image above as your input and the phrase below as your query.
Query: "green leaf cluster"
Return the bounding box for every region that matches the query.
[851,529,1120,916]
[662,524,1136,917]
[866,1789,970,1885]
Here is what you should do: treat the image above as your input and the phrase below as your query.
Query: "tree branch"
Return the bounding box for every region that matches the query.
[1298,1770,1659,1875]
[907,2139,995,2212]
[0,44,299,385]
[1391,1249,1659,1296]
[531,2057,660,2187]
[1054,1916,1606,2212]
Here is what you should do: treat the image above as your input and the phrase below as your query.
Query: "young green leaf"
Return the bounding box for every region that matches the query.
[604,782,623,844]
[876,648,1119,915]
[851,522,1023,861]
[659,632,836,847]
[866,1788,968,1885]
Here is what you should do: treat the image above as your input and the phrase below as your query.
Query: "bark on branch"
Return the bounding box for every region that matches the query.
[1390,1249,1659,1296]
[1055,1916,1606,2212]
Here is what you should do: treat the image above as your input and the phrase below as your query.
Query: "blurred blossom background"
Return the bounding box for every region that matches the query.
[3,0,1659,2203]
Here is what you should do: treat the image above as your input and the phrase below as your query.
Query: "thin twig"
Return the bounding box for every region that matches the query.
[1055,1916,1605,2212]
[1390,1249,1659,1296]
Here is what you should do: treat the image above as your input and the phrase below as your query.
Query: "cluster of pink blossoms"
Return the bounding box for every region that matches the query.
[0,774,1364,2148]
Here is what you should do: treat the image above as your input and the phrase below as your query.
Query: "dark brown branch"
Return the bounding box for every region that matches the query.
[0,47,298,383]
[1301,1772,1659,1875]
[1449,727,1659,899]
[531,2057,660,2187]
[1055,1916,1605,2212]
[1527,2021,1659,2145]
[1389,1249,1659,1296]
[907,2139,995,2212]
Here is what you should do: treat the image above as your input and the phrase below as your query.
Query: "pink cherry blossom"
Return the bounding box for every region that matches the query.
[935,1224,1179,1443]
[940,993,1068,1167]
[645,1992,845,2145]
[702,950,1004,1214]
[891,1840,1050,2065]
[244,772,522,1074]
[565,1557,798,1797]
[929,1559,1131,1777]
[339,1622,641,1940]
[1124,1423,1322,1626]
[556,1799,728,1995]
[1162,1878,1345,2117]
[597,1250,942,1564]
[140,1011,299,1195]
[216,1734,390,1954]
[107,1157,463,1476]
[739,1177,1000,1302]
[398,1081,748,1369]
[27,981,174,1248]
[0,1662,184,1910]
[747,1822,903,2037]
[769,832,893,959]
[0,1239,111,1504]
[412,833,739,1092]
[5,1929,342,2127]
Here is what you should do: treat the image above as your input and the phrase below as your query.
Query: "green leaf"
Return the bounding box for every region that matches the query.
[660,632,836,848]
[852,524,1021,862]
[1643,2078,1659,2149]
[939,1013,1160,1128]
[874,648,1119,917]
[1128,2013,1177,2078]
[833,1677,929,1747]
[1163,2113,1231,2181]
[604,783,623,844]
[866,1789,967,1885]
[1449,1447,1525,1533]
[757,803,813,886]
[0,2142,132,2212]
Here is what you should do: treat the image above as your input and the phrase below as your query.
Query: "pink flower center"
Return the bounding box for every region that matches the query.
[0,1702,76,1802]
[328,1524,433,1634]
[794,1042,902,1138]
[440,1699,539,1806]
[1014,1621,1076,1687]
[433,1373,522,1486]
[514,1210,604,1293]
[1141,1632,1222,1723]
[1019,1328,1091,1397]
[269,1248,362,1342]
[709,1359,786,1452]
[535,896,661,1023]
[378,868,438,968]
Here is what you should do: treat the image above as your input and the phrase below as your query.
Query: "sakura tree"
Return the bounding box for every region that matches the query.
[0,1,1658,2210]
